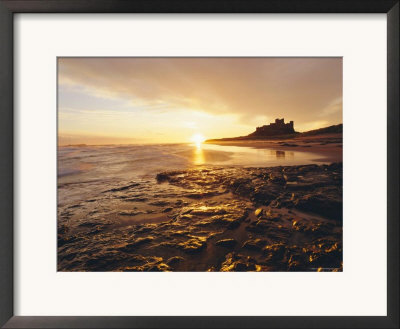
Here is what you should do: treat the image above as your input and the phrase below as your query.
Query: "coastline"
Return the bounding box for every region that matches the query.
[205,133,342,163]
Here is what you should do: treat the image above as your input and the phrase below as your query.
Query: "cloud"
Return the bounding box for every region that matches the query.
[318,97,343,118]
[296,120,331,132]
[58,57,342,127]
[58,133,144,146]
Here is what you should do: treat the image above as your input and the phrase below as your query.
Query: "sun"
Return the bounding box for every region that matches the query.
[191,133,206,148]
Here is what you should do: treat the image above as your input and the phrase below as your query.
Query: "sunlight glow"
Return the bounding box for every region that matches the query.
[191,133,206,149]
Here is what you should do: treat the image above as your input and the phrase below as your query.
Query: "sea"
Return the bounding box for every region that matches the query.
[58,143,329,205]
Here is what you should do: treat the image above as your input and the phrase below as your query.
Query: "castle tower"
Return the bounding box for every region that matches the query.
[249,118,295,137]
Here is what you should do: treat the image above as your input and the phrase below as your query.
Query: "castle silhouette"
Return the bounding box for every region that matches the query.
[249,118,295,137]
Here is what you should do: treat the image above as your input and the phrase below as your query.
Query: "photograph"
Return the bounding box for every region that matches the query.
[57,57,343,272]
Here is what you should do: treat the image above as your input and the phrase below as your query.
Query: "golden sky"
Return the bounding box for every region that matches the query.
[58,57,342,145]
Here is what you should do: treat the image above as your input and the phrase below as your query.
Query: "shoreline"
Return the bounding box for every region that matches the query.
[205,133,342,163]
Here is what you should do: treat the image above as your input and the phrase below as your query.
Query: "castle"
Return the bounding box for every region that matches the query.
[249,118,295,137]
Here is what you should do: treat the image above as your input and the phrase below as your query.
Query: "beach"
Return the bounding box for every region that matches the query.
[206,133,342,163]
[58,137,342,272]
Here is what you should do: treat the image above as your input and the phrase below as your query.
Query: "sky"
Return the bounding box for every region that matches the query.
[58,57,342,145]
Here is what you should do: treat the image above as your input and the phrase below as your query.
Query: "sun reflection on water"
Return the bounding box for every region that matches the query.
[190,133,206,165]
[194,144,205,165]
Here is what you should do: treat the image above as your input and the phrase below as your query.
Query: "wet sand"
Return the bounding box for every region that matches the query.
[205,133,342,163]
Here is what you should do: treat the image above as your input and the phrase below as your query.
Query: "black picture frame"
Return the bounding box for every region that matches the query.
[0,1,398,328]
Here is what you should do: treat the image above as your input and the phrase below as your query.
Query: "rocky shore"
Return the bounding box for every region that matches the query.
[58,163,343,272]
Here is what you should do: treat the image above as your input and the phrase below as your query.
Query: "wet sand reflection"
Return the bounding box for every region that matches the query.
[272,150,294,159]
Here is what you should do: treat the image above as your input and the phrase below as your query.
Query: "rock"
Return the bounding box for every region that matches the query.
[169,229,190,237]
[268,172,286,185]
[254,208,263,217]
[287,253,307,271]
[263,209,281,221]
[298,164,319,173]
[229,178,253,197]
[328,162,342,171]
[214,215,241,229]
[105,182,140,193]
[291,219,307,232]
[185,191,219,199]
[122,256,169,271]
[177,214,194,221]
[84,250,128,271]
[194,213,242,229]
[215,239,237,248]
[58,224,69,234]
[148,200,170,207]
[252,185,280,205]
[190,206,227,216]
[220,253,257,272]
[124,197,148,202]
[148,263,171,271]
[119,237,154,251]
[263,243,287,262]
[242,238,268,251]
[177,239,206,253]
[135,225,154,234]
[156,172,169,182]
[119,210,144,216]
[166,256,185,266]
[78,222,98,228]
[294,194,342,221]
[245,220,271,233]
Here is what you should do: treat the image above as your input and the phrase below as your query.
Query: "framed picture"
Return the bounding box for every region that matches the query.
[0,0,398,328]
